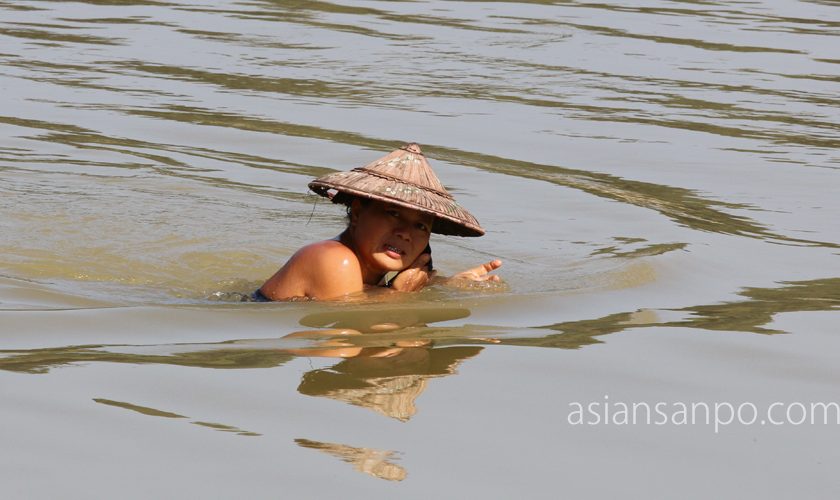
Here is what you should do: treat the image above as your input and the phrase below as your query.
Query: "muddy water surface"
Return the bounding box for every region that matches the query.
[1,0,839,498]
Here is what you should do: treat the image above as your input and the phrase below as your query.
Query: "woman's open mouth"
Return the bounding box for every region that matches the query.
[383,244,404,259]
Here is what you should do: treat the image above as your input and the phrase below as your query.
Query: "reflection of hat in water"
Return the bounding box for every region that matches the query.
[308,143,484,237]
[298,346,482,421]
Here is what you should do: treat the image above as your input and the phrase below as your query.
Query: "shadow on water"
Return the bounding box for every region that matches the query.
[93,398,261,437]
[0,115,329,202]
[17,93,807,247]
[24,102,824,249]
[1,278,838,480]
[115,61,367,100]
[516,277,840,349]
[3,277,839,375]
[0,342,297,374]
[3,1,838,250]
[0,26,120,45]
[208,0,527,36]
[184,2,427,42]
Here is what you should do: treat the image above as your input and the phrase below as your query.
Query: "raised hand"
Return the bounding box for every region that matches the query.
[449,259,503,283]
[390,252,435,292]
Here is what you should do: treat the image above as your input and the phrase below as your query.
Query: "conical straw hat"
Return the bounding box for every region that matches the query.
[308,143,484,237]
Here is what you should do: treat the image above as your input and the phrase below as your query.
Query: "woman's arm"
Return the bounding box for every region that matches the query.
[389,257,503,292]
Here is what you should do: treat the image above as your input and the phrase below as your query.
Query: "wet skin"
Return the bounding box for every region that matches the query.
[259,199,501,301]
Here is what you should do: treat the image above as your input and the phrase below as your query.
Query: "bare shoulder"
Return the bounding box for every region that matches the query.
[296,240,363,299]
[260,239,363,301]
[295,239,357,264]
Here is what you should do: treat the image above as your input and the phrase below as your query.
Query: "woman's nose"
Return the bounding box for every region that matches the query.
[393,223,411,240]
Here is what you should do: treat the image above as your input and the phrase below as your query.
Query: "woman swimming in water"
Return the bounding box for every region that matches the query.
[258,143,501,301]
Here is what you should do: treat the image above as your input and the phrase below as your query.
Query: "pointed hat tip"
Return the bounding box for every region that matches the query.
[401,142,423,155]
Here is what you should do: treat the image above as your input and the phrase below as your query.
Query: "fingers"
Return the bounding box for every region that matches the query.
[396,257,501,290]
[399,266,431,282]
[475,259,503,276]
[461,259,503,277]
[484,259,503,272]
[409,252,431,269]
[405,252,430,268]
[390,261,433,292]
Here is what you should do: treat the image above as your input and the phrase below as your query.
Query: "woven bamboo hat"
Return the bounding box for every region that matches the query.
[308,143,484,237]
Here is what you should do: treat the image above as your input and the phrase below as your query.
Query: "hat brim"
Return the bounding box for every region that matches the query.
[309,174,485,237]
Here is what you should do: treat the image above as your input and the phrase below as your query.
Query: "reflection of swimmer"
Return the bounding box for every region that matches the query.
[285,308,489,420]
[297,346,482,421]
[258,143,502,301]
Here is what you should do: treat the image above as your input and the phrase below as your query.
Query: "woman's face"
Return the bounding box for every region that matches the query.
[350,199,433,280]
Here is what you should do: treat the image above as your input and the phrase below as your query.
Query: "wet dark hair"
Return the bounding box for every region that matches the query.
[331,192,370,210]
[335,194,371,220]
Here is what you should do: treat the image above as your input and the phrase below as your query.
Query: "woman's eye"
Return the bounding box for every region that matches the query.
[387,210,400,217]
[416,223,429,232]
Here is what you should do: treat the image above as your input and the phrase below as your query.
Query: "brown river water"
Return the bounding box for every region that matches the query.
[1,0,839,497]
